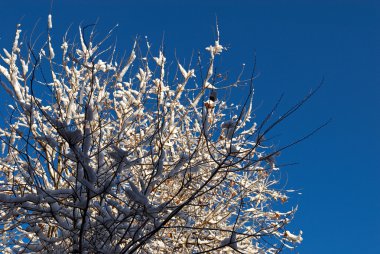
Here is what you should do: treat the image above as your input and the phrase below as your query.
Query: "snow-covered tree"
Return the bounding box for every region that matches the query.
[0,16,307,253]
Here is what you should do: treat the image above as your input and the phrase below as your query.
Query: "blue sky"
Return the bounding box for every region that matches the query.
[0,0,379,253]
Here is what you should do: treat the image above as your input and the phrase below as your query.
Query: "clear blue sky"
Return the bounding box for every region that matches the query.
[0,0,379,253]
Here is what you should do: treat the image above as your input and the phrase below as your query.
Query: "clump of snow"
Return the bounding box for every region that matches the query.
[284,230,303,243]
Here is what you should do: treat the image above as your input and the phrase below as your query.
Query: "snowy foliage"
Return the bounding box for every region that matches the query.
[0,16,303,253]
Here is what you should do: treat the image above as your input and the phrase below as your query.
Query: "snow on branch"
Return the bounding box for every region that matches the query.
[0,15,305,253]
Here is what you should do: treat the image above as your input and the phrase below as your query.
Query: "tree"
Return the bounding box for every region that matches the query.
[0,15,309,253]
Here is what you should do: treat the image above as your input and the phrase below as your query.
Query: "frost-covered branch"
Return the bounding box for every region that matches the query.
[0,15,306,253]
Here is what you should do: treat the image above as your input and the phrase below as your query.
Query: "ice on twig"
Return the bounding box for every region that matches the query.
[153,51,166,67]
[204,82,216,89]
[48,14,53,29]
[178,63,195,79]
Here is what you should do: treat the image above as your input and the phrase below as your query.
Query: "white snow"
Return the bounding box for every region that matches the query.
[48,14,53,29]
